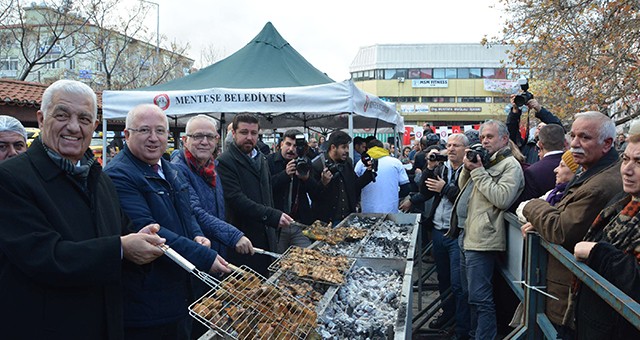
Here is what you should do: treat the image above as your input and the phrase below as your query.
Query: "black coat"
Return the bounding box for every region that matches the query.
[510,152,562,212]
[309,154,373,223]
[267,151,321,225]
[217,143,281,276]
[0,138,127,340]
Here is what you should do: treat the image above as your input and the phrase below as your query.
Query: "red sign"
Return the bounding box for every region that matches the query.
[452,126,461,133]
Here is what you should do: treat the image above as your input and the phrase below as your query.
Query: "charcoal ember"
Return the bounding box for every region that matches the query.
[358,220,411,258]
[317,266,402,339]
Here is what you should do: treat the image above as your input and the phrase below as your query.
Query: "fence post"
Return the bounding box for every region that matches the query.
[524,232,548,339]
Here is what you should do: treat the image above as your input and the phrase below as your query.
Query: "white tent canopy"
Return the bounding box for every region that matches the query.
[102,80,403,130]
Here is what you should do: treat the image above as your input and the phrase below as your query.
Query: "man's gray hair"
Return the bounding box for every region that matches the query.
[125,104,168,129]
[41,80,97,121]
[447,133,469,146]
[185,114,218,134]
[574,111,616,144]
[0,115,27,140]
[481,120,510,139]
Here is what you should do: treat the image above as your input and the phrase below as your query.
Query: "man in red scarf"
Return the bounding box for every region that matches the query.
[172,115,253,257]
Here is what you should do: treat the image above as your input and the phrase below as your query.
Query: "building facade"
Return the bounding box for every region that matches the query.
[350,43,522,128]
[0,5,193,90]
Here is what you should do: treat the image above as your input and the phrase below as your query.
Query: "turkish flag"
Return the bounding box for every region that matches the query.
[403,127,412,145]
[452,125,461,133]
[473,124,480,130]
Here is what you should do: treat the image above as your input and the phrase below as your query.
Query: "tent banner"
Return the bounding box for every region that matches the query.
[103,82,347,119]
[102,80,402,128]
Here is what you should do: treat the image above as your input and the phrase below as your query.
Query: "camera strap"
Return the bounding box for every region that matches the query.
[488,148,513,168]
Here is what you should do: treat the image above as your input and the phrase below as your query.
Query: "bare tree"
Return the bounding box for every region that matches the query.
[82,0,192,90]
[197,43,226,69]
[6,0,91,81]
[488,0,640,121]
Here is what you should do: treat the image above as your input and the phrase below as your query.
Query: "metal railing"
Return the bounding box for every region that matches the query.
[500,213,640,339]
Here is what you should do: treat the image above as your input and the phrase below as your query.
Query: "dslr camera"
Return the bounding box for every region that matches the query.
[324,158,342,175]
[513,77,534,107]
[466,143,490,167]
[294,134,310,176]
[428,153,448,162]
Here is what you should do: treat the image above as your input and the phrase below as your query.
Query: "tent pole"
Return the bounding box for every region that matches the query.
[348,112,354,161]
[220,113,226,153]
[373,118,379,138]
[102,118,108,166]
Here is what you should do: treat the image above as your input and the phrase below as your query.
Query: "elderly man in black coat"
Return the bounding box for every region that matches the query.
[217,113,293,276]
[0,80,164,340]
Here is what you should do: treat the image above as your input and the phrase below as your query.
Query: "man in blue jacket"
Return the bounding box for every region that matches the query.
[105,104,230,339]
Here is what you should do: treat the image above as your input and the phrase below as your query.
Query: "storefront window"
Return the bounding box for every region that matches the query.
[469,68,482,78]
[433,68,445,79]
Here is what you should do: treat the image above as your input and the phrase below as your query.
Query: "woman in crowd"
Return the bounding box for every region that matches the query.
[517,150,578,225]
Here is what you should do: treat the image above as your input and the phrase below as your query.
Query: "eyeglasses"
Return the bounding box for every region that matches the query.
[128,127,167,136]
[187,133,219,141]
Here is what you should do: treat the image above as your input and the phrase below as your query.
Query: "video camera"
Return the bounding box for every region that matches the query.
[294,134,310,176]
[466,143,490,167]
[514,78,534,107]
[428,153,448,162]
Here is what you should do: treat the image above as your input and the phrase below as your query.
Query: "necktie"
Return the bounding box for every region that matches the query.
[151,164,160,173]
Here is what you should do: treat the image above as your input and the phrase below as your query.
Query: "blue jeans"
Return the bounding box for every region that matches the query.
[463,247,498,340]
[432,228,470,338]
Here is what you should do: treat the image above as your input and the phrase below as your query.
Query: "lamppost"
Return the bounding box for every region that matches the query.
[140,0,159,63]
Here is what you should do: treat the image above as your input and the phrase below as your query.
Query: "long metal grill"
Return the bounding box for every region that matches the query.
[159,245,317,339]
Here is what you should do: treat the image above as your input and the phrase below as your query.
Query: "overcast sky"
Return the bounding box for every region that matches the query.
[141,0,505,81]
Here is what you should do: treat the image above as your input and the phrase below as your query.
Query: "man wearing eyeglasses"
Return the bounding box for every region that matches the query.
[105,104,231,339]
[172,114,254,257]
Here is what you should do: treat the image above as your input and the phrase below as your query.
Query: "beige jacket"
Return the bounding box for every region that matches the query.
[460,148,524,251]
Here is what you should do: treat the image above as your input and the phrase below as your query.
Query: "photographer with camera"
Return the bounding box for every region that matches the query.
[310,131,375,224]
[445,120,524,339]
[506,78,563,164]
[267,129,320,252]
[355,139,410,214]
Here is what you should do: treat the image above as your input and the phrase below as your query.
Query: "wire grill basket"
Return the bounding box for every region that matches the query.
[159,245,317,339]
[268,246,355,286]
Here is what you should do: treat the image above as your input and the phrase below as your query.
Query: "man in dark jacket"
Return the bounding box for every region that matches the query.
[510,123,566,211]
[521,111,622,338]
[506,98,563,164]
[217,113,293,276]
[310,131,374,224]
[105,104,230,339]
[172,114,253,258]
[267,129,321,252]
[0,80,165,340]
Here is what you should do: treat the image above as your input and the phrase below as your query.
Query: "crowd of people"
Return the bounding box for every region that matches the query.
[0,79,638,339]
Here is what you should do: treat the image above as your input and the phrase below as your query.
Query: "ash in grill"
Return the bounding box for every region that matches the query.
[314,241,362,257]
[317,266,403,339]
[358,220,411,258]
[344,215,381,229]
